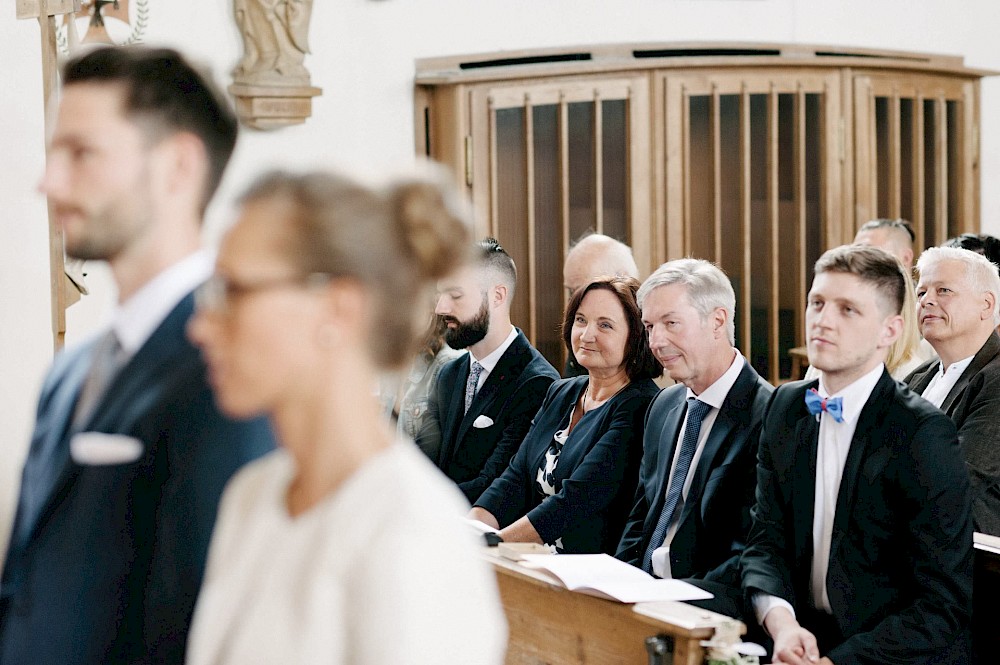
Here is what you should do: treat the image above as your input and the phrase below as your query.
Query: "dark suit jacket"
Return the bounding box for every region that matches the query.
[475,376,658,553]
[0,293,275,664]
[428,329,558,504]
[616,360,772,584]
[741,371,973,664]
[906,331,1000,536]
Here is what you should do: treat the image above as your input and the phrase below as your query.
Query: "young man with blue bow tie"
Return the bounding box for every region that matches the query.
[741,244,973,664]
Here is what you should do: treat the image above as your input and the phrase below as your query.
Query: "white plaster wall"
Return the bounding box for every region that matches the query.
[2,0,999,547]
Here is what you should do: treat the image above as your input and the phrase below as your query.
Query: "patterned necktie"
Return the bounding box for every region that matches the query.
[805,388,844,423]
[73,330,127,426]
[464,361,485,414]
[642,397,713,574]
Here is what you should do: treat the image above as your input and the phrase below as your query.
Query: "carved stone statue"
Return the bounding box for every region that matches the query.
[234,0,313,86]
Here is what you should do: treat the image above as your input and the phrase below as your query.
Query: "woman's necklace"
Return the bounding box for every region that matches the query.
[582,379,630,412]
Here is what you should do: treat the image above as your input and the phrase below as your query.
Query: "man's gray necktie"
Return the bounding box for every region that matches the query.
[464,361,485,414]
[642,397,713,574]
[73,330,127,426]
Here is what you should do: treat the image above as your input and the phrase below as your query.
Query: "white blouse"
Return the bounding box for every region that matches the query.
[187,442,507,665]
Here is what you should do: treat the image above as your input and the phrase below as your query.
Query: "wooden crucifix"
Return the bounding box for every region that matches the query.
[17,0,85,350]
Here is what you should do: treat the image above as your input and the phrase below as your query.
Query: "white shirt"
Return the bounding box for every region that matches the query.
[920,355,975,409]
[650,350,744,579]
[187,442,507,665]
[754,363,885,625]
[469,325,518,393]
[110,250,213,357]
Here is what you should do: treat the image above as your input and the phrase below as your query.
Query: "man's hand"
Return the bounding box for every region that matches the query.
[765,607,822,664]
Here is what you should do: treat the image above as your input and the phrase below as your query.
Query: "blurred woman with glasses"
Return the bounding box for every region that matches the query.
[185,170,506,664]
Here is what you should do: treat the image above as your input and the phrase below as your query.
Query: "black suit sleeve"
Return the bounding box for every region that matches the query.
[699,415,764,585]
[952,370,1000,536]
[615,399,657,567]
[457,372,554,504]
[474,384,559,526]
[827,413,972,665]
[527,391,651,545]
[740,388,798,606]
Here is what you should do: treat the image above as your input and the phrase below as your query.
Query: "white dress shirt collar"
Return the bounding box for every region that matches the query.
[920,355,975,409]
[816,362,885,426]
[470,325,518,375]
[111,250,213,357]
[685,349,744,408]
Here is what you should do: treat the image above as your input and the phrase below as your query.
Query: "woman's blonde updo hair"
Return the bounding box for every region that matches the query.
[238,169,470,369]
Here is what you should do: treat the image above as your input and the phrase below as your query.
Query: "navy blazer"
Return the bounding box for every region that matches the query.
[0,293,275,664]
[427,329,558,504]
[741,371,973,664]
[616,360,772,584]
[906,331,1000,536]
[475,376,659,553]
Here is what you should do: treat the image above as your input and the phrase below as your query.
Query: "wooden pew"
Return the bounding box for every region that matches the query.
[974,532,1000,662]
[487,553,740,665]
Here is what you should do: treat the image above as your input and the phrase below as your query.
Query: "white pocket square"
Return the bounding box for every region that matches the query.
[472,415,494,429]
[70,432,144,466]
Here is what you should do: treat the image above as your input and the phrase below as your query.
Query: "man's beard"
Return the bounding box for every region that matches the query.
[442,299,490,350]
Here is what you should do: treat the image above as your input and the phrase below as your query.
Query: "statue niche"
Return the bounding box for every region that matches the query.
[229,0,322,129]
[234,0,313,86]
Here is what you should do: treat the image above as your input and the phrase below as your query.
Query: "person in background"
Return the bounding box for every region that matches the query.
[186,171,506,665]
[379,315,462,462]
[853,217,916,271]
[427,238,559,504]
[0,46,275,664]
[470,277,660,553]
[906,245,1000,536]
[742,244,971,664]
[561,233,640,377]
[854,217,936,366]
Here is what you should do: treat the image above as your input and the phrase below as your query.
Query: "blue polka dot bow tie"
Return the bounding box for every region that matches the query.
[805,388,844,423]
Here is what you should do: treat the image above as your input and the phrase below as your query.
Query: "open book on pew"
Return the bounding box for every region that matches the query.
[519,553,714,604]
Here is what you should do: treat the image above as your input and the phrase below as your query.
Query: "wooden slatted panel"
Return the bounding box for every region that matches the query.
[524,93,538,341]
[739,85,752,359]
[913,94,926,249]
[961,83,978,234]
[712,85,723,263]
[488,96,500,238]
[768,85,780,384]
[560,93,570,269]
[594,91,604,234]
[795,85,807,352]
[889,91,902,217]
[682,85,693,256]
[853,76,874,230]
[936,96,948,245]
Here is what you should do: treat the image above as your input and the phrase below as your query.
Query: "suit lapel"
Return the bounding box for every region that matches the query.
[436,356,469,468]
[455,332,529,444]
[828,371,892,564]
[907,361,939,395]
[25,294,198,545]
[9,345,94,553]
[940,332,1000,415]
[683,364,757,509]
[791,402,819,566]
